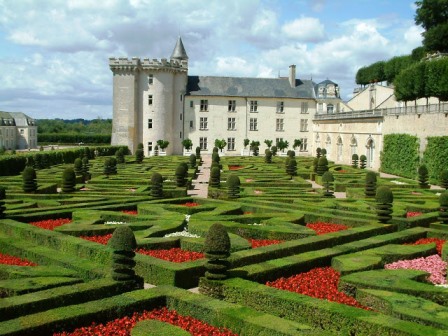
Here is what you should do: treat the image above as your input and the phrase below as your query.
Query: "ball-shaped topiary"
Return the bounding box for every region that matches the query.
[287,150,295,158]
[175,164,187,187]
[316,156,328,176]
[440,170,448,190]
[322,171,334,197]
[359,155,367,169]
[418,164,429,189]
[365,171,377,197]
[22,166,38,193]
[189,154,197,168]
[209,166,221,188]
[203,223,231,280]
[375,186,393,223]
[74,158,83,176]
[287,158,297,178]
[135,148,144,163]
[439,191,448,224]
[352,154,359,168]
[227,174,240,199]
[0,186,6,219]
[62,167,76,193]
[265,149,272,163]
[321,148,327,156]
[151,173,163,198]
[107,226,142,287]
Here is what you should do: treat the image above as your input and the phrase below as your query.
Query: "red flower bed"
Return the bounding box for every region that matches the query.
[243,211,253,215]
[0,253,37,266]
[406,211,423,218]
[121,210,138,215]
[249,239,285,248]
[228,165,244,170]
[266,267,369,310]
[53,306,237,336]
[338,170,348,173]
[80,234,113,245]
[404,237,446,255]
[182,202,200,207]
[29,218,72,230]
[306,222,349,235]
[136,248,204,263]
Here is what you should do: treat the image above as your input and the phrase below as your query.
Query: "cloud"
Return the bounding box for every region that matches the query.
[282,17,326,43]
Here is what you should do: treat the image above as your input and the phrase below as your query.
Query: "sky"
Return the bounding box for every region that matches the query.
[0,0,423,120]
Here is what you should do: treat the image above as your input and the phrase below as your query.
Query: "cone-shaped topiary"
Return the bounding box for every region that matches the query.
[418,164,429,189]
[360,155,367,169]
[108,226,142,288]
[365,171,377,197]
[322,171,334,197]
[352,154,359,168]
[189,154,197,168]
[22,166,37,193]
[82,156,90,180]
[62,167,76,193]
[203,223,231,280]
[375,186,393,223]
[287,158,297,178]
[116,148,125,164]
[0,186,6,219]
[440,170,448,190]
[135,148,144,163]
[265,149,272,163]
[439,191,448,224]
[316,156,328,176]
[74,158,83,176]
[151,173,163,198]
[175,164,187,187]
[227,174,240,199]
[211,161,220,171]
[103,158,113,177]
[209,166,221,188]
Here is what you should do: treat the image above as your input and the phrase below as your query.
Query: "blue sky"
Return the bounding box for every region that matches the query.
[0,0,422,119]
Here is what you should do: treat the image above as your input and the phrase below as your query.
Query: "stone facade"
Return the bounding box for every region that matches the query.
[0,111,37,150]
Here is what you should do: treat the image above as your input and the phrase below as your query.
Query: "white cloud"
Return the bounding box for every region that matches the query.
[282,17,326,43]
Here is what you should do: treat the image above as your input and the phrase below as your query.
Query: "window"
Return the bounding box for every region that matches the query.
[20,129,24,134]
[189,120,194,128]
[199,137,208,150]
[148,95,153,105]
[327,104,334,114]
[250,118,258,131]
[300,119,308,132]
[180,132,182,138]
[200,117,208,130]
[147,141,153,153]
[148,119,153,129]
[180,114,182,120]
[190,101,193,108]
[180,94,183,101]
[277,101,284,113]
[227,137,235,151]
[228,100,236,112]
[200,100,208,111]
[318,103,323,112]
[300,138,308,151]
[228,117,236,130]
[301,102,308,113]
[276,118,284,131]
[250,100,258,112]
[148,74,153,85]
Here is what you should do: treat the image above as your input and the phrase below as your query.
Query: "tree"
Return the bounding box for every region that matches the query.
[293,139,302,150]
[418,164,430,188]
[227,174,241,199]
[376,186,394,223]
[203,223,231,280]
[243,139,250,149]
[415,0,448,52]
[209,166,221,188]
[352,154,359,168]
[265,149,272,163]
[214,139,227,152]
[175,164,188,187]
[250,140,260,156]
[359,155,367,169]
[182,139,193,151]
[62,167,76,193]
[22,167,38,193]
[264,139,273,148]
[365,171,377,197]
[157,140,169,152]
[277,139,289,153]
[322,171,335,197]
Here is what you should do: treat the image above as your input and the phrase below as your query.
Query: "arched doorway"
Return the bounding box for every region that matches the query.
[366,138,375,168]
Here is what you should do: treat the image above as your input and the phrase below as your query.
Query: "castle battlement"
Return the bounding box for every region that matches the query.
[109,57,188,72]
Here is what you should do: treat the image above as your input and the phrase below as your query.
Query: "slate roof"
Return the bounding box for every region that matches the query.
[0,111,35,126]
[171,37,188,60]
[187,76,317,99]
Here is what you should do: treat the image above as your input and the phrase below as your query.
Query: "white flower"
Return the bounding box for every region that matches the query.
[164,228,200,238]
[391,180,407,185]
[104,221,127,225]
[185,214,191,223]
[248,223,263,226]
[435,284,448,288]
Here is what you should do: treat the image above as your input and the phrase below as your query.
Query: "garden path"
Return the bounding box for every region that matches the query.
[306,179,347,199]
[187,154,211,198]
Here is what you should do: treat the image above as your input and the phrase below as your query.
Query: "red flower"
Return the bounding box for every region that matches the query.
[29,218,72,230]
[406,211,423,218]
[306,222,349,235]
[121,210,138,215]
[228,165,244,170]
[248,239,285,248]
[266,267,369,310]
[243,212,253,215]
[182,202,200,207]
[0,253,37,266]
[80,234,113,245]
[53,307,237,336]
[404,237,446,255]
[136,248,204,263]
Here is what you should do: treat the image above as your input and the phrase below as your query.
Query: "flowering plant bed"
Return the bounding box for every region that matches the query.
[136,248,204,263]
[121,210,138,215]
[29,218,72,230]
[228,165,244,170]
[248,238,284,248]
[0,252,37,266]
[53,306,237,336]
[404,237,446,255]
[406,211,423,218]
[306,222,349,235]
[182,202,200,207]
[80,234,113,245]
[266,267,369,310]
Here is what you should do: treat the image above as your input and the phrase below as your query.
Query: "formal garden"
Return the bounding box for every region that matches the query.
[0,145,447,335]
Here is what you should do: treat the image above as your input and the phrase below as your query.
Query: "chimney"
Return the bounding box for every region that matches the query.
[289,65,296,87]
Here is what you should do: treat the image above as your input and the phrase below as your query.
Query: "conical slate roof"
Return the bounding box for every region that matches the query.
[170,37,188,60]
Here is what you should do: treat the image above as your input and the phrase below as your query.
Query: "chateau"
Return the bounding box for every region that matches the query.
[0,111,38,150]
[110,38,448,170]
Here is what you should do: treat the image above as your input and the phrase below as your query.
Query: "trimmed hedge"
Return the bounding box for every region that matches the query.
[380,134,419,178]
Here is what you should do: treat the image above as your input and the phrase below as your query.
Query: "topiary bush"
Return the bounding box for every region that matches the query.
[135,147,144,163]
[195,146,201,161]
[74,158,83,176]
[116,148,125,164]
[175,164,187,187]
[103,158,113,177]
[0,186,5,219]
[313,157,318,173]
[286,158,297,178]
[439,191,448,224]
[418,164,429,189]
[322,171,334,197]
[203,223,231,280]
[82,156,90,180]
[365,171,377,197]
[316,147,321,158]
[360,155,367,169]
[212,152,220,164]
[271,145,277,156]
[62,167,76,193]
[321,148,327,156]
[375,186,393,223]
[151,173,163,198]
[440,170,448,190]
[316,156,328,176]
[209,166,221,188]
[352,154,359,168]
[227,174,240,199]
[33,153,43,170]
[108,226,143,288]
[22,166,38,193]
[265,149,272,163]
[189,154,197,168]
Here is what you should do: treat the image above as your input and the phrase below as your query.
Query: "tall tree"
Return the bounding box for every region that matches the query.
[415,0,448,52]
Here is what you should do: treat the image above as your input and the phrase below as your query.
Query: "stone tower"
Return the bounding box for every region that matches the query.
[109,37,188,155]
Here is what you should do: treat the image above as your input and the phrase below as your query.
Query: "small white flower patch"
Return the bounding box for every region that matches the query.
[436,284,448,288]
[164,228,200,238]
[105,221,127,225]
[391,180,407,185]
[185,214,191,223]
[248,223,263,226]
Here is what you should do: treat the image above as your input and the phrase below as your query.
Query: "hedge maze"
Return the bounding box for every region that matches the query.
[0,149,447,335]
